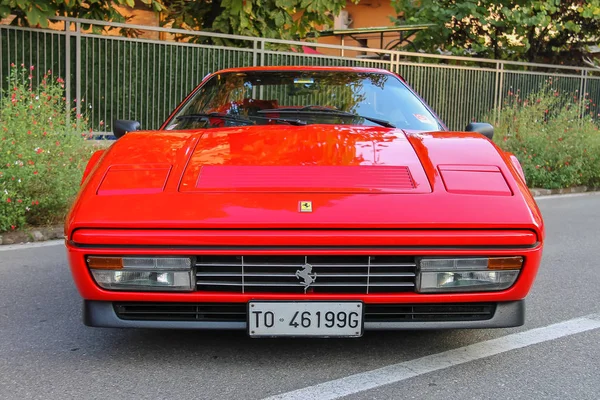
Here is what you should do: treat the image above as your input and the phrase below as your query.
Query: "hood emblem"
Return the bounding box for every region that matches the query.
[295,264,317,293]
[299,201,313,212]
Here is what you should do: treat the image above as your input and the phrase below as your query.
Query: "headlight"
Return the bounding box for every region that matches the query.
[87,256,194,291]
[417,257,522,293]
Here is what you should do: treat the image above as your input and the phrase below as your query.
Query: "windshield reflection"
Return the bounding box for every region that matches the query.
[164,70,443,131]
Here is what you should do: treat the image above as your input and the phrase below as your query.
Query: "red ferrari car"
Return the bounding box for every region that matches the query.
[66,66,544,337]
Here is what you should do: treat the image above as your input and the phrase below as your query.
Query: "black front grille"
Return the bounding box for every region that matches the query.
[364,303,496,322]
[195,255,417,294]
[114,303,246,322]
[113,302,496,323]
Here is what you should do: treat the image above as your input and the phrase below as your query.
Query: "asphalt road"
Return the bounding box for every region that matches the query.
[1,193,599,400]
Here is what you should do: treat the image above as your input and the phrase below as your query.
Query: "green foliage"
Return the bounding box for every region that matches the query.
[391,0,600,63]
[2,0,357,41]
[163,0,357,42]
[0,0,163,34]
[492,88,600,189]
[0,65,95,232]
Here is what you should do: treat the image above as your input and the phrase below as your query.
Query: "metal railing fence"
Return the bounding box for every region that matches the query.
[1,17,599,133]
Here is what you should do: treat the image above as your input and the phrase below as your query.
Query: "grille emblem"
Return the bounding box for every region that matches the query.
[295,264,317,293]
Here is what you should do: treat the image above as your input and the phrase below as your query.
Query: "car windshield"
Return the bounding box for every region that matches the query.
[164,70,444,131]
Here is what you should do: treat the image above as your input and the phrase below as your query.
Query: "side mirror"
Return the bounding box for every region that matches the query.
[465,122,494,140]
[113,119,141,139]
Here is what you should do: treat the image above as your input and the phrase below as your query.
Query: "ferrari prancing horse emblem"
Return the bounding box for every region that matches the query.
[295,264,317,293]
[299,201,312,212]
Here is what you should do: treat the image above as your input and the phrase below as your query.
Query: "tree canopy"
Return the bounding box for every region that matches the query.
[0,0,163,27]
[391,0,600,64]
[163,0,355,40]
[0,0,355,41]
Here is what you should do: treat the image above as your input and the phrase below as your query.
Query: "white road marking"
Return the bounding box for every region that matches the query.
[263,314,600,400]
[535,191,600,200]
[0,239,64,252]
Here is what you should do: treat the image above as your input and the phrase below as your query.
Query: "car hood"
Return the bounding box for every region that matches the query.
[178,125,431,194]
[66,124,542,233]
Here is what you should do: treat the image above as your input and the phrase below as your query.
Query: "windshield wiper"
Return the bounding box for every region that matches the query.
[299,105,341,112]
[176,112,255,125]
[257,108,396,128]
[250,115,307,126]
[300,107,396,128]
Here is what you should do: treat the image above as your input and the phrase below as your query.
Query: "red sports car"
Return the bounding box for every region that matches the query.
[66,66,544,337]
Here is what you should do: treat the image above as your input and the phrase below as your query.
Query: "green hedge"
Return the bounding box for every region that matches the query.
[492,88,600,189]
[0,65,95,232]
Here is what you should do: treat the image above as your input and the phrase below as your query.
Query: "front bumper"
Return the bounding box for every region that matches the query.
[83,300,525,330]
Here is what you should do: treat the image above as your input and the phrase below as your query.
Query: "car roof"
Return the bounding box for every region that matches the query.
[214,66,400,77]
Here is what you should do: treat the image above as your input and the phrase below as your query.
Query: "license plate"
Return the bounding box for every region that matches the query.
[248,301,363,337]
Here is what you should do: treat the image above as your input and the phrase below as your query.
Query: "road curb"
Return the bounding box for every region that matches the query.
[0,239,64,251]
[0,225,63,246]
[529,186,600,197]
